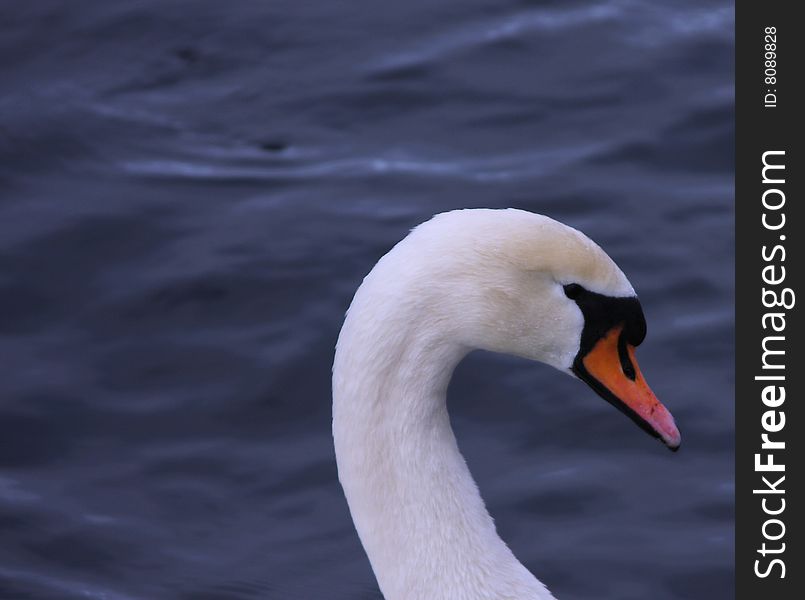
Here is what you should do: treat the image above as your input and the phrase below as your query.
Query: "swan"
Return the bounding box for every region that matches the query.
[332,208,680,600]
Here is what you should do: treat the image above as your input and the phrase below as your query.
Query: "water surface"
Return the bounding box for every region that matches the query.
[0,1,734,598]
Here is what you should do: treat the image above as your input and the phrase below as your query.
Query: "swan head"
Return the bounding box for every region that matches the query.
[388,208,680,450]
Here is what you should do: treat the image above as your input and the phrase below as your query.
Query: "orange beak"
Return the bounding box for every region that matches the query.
[578,326,681,450]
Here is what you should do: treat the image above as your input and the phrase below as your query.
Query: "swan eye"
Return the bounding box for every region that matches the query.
[563,283,583,300]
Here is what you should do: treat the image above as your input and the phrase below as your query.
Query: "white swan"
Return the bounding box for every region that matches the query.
[332,209,680,600]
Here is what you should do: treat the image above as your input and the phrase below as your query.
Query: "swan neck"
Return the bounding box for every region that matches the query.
[332,298,552,599]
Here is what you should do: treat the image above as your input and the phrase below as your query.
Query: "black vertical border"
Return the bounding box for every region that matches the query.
[736,1,802,598]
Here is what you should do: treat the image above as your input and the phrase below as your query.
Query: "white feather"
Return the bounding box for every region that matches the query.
[332,209,634,600]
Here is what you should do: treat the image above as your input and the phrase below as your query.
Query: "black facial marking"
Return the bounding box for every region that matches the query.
[617,334,636,381]
[562,283,659,441]
[563,283,646,361]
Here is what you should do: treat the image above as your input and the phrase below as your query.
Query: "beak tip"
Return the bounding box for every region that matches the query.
[661,427,681,452]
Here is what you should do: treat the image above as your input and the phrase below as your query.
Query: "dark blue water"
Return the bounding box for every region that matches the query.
[0,1,733,598]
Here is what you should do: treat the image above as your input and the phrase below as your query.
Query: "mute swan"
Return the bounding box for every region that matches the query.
[332,209,680,600]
